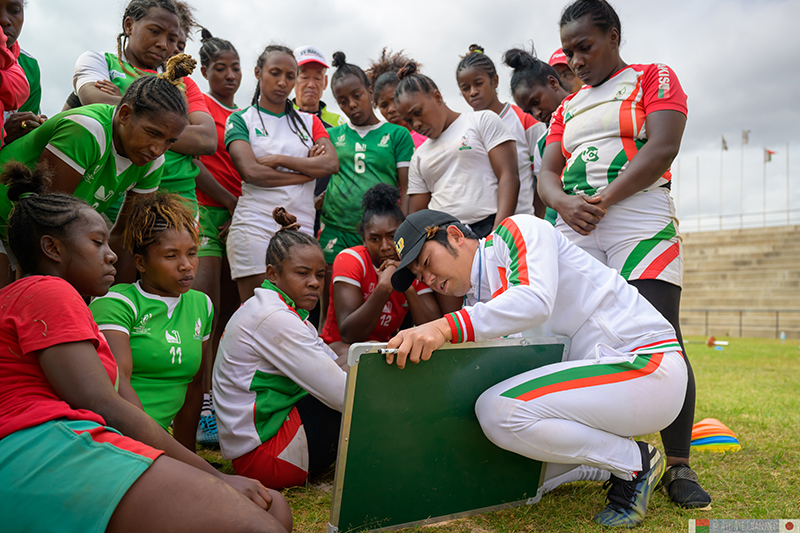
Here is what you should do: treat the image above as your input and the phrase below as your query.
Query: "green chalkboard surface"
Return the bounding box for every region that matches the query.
[329,337,568,532]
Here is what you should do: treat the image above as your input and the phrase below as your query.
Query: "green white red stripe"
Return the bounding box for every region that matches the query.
[446,310,475,343]
[631,338,682,354]
[619,221,679,281]
[500,352,664,402]
[493,218,529,286]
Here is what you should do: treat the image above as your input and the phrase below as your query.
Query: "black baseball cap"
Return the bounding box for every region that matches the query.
[391,209,460,292]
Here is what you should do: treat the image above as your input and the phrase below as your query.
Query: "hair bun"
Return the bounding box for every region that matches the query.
[331,51,346,69]
[397,61,418,80]
[468,44,485,54]
[3,161,51,202]
[273,207,301,232]
[163,53,197,82]
[200,27,213,43]
[503,47,536,71]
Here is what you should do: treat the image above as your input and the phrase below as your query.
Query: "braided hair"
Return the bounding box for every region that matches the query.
[456,44,498,80]
[503,47,560,94]
[3,162,92,274]
[117,0,180,75]
[560,0,622,39]
[358,183,404,236]
[172,0,196,39]
[367,48,417,107]
[330,51,370,91]
[265,207,318,272]
[395,61,439,100]
[119,53,196,119]
[252,45,313,147]
[198,27,238,68]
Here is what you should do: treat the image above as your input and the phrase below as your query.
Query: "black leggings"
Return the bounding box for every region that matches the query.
[295,394,342,477]
[628,279,694,459]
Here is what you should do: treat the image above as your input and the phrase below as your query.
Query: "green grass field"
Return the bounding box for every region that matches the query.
[200,336,800,532]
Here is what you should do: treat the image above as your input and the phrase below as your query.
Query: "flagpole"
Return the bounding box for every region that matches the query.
[696,156,701,231]
[788,141,791,225]
[763,149,767,227]
[720,141,724,230]
[741,131,747,229]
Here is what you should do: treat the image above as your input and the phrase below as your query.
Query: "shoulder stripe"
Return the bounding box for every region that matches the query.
[333,276,361,287]
[340,248,366,278]
[144,155,165,176]
[493,218,530,286]
[45,145,85,175]
[97,324,131,335]
[64,114,107,157]
[93,292,138,320]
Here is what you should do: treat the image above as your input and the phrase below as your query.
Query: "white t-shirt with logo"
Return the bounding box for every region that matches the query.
[407,110,515,224]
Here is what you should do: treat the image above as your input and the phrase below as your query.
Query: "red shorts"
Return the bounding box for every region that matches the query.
[231,406,309,490]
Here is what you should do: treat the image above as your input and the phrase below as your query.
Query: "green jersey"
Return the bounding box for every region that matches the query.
[89,282,213,430]
[17,48,41,115]
[321,122,414,233]
[0,104,163,238]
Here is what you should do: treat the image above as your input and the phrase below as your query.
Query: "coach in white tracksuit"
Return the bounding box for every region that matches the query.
[386,209,687,526]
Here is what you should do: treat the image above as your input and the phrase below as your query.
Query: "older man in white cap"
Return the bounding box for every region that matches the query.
[292,45,344,128]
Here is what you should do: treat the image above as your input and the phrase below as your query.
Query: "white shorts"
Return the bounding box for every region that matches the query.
[555,187,683,287]
[475,345,687,480]
[226,220,314,280]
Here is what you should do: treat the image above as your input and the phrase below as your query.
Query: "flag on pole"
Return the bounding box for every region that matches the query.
[742,129,751,145]
[765,148,777,162]
[722,136,728,150]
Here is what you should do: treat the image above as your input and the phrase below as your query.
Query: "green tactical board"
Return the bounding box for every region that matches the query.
[328,337,568,532]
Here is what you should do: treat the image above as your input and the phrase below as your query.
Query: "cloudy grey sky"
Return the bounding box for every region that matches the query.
[20,0,800,231]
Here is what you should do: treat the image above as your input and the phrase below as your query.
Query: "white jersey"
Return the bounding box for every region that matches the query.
[212,282,346,459]
[225,105,327,236]
[499,103,546,215]
[407,110,514,224]
[450,214,677,359]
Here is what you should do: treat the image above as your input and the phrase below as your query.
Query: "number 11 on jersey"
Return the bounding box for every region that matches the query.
[170,346,183,364]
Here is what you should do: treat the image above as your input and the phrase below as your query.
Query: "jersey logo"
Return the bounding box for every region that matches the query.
[165,330,182,344]
[355,142,367,152]
[194,318,203,340]
[94,186,115,202]
[109,70,126,81]
[614,87,628,100]
[335,134,346,147]
[323,237,337,252]
[378,134,390,147]
[133,313,152,335]
[382,302,393,314]
[395,237,404,257]
[581,146,600,163]
[225,121,234,132]
[458,134,472,151]
[255,128,268,137]
[83,165,101,184]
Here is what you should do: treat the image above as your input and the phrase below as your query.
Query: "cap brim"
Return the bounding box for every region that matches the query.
[298,58,329,68]
[391,234,427,292]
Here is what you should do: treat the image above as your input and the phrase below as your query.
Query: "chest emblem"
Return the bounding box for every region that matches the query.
[355,142,367,152]
[335,134,346,147]
[94,185,115,202]
[378,134,390,147]
[194,318,203,340]
[255,128,268,138]
[458,134,472,151]
[581,146,600,163]
[132,313,152,335]
[165,330,182,344]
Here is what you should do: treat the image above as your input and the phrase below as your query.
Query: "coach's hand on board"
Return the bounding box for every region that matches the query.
[556,194,606,236]
[386,318,452,369]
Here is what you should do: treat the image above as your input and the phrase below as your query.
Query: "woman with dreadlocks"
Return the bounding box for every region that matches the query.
[0,53,194,288]
[214,207,345,490]
[225,44,338,303]
[90,193,211,452]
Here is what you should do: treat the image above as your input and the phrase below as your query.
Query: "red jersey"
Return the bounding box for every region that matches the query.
[197,93,242,207]
[321,246,432,344]
[0,276,119,440]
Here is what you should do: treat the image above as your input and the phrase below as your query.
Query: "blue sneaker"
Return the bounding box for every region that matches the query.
[196,410,219,449]
[593,441,665,528]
